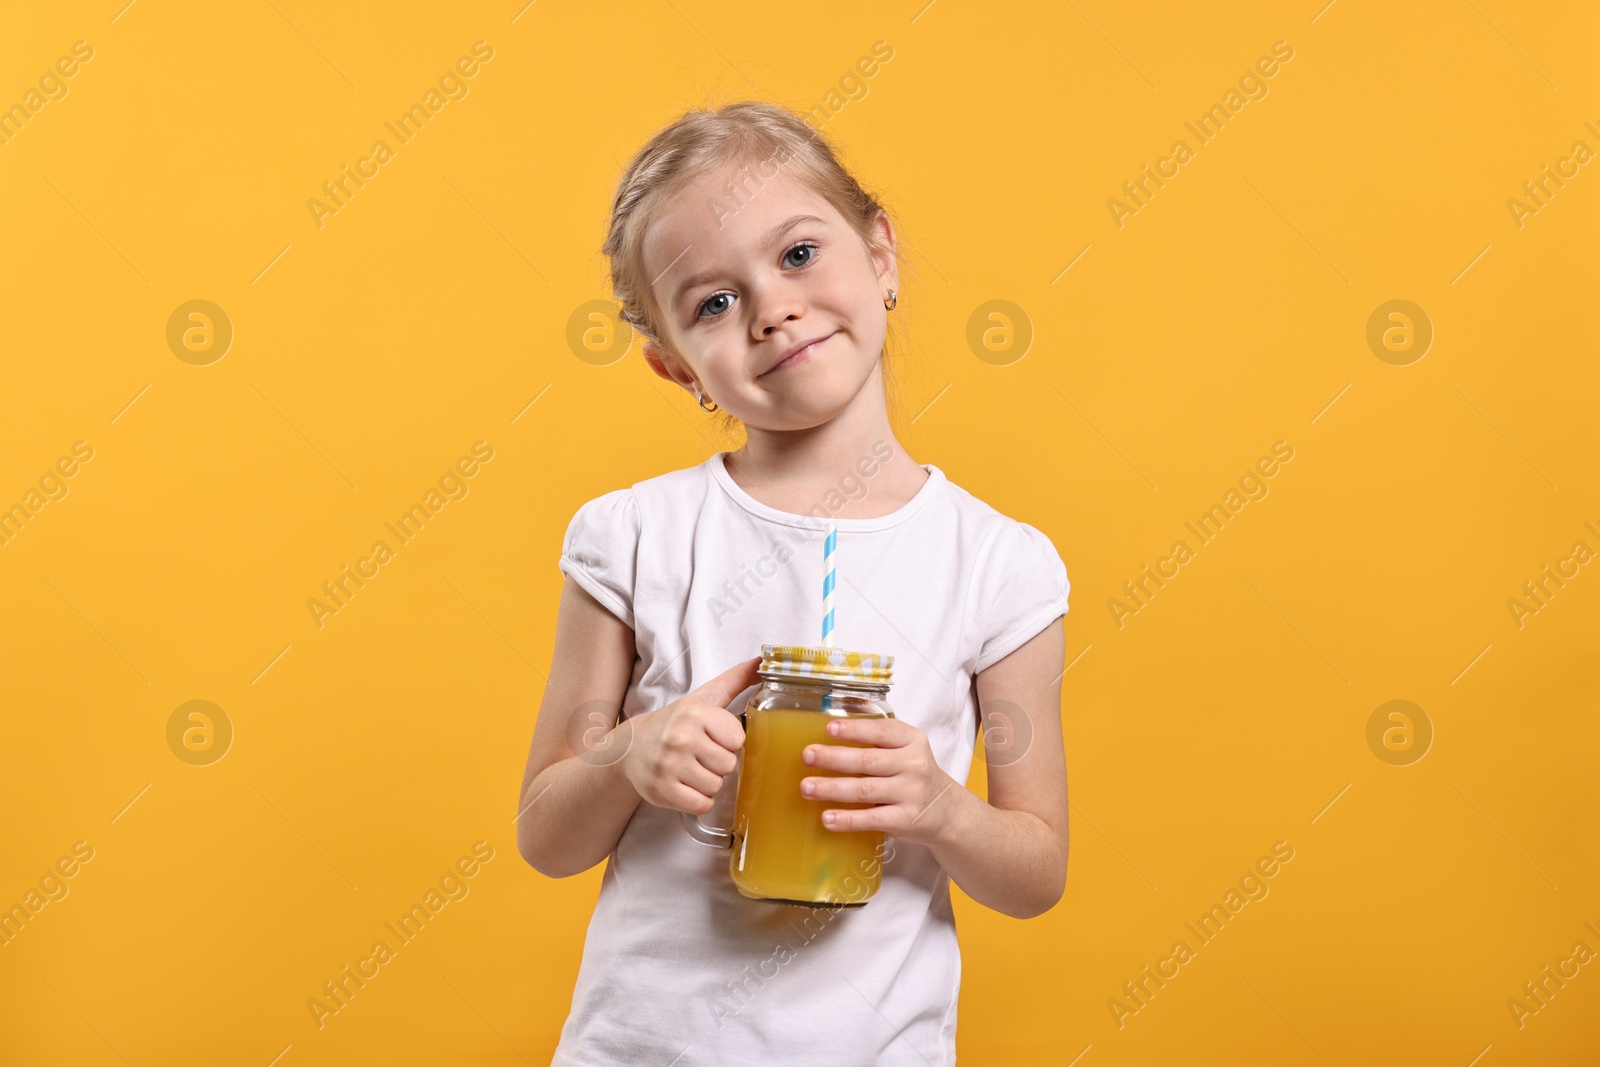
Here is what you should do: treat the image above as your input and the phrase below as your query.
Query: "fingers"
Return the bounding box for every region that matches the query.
[695,742,738,777]
[701,703,747,754]
[815,805,887,833]
[653,729,725,796]
[662,781,718,815]
[813,778,958,835]
[819,716,908,747]
[680,760,725,800]
[803,741,893,775]
[800,773,888,804]
[635,712,731,809]
[691,656,763,710]
[655,761,723,814]
[681,659,759,756]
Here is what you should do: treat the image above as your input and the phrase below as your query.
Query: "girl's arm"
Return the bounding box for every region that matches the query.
[801,617,1070,919]
[515,576,643,878]
[930,617,1070,918]
[516,577,761,878]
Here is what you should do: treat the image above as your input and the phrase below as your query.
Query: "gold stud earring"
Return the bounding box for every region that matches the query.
[884,289,898,310]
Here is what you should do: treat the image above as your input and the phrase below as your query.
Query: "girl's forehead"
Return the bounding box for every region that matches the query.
[644,167,839,267]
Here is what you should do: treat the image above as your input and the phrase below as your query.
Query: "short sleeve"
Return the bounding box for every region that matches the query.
[969,520,1071,674]
[558,489,639,629]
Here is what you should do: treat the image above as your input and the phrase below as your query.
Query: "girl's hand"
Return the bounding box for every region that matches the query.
[801,717,959,846]
[620,657,760,814]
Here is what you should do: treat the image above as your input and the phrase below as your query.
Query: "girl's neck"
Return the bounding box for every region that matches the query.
[722,365,927,520]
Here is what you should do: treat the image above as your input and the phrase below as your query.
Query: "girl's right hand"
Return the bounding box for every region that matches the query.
[621,656,761,814]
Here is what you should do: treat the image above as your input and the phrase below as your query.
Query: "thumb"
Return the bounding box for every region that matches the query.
[692,655,763,711]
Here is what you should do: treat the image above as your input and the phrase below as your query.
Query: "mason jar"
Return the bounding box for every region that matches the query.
[681,644,896,908]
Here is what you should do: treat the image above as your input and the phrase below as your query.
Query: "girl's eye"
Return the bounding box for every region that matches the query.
[783,241,819,269]
[697,292,733,319]
[694,243,818,320]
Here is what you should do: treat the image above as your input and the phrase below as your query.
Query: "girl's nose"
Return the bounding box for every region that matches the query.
[749,282,805,340]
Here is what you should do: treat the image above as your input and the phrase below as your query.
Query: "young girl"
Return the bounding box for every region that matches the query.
[517,100,1071,1067]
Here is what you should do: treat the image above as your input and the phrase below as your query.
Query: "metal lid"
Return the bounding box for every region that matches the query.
[758,644,894,686]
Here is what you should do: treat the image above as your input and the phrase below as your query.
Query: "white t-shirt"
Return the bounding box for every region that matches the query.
[549,450,1070,1067]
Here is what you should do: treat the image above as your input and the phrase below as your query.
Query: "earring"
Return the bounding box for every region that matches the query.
[884,289,898,310]
[697,390,718,413]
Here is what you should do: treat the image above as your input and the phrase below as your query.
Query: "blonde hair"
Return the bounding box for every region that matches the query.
[602,99,906,437]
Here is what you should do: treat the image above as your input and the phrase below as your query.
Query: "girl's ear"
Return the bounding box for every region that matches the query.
[643,339,696,392]
[868,211,900,290]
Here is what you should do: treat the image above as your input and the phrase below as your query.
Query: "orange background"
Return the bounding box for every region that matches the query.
[0,1,1595,1064]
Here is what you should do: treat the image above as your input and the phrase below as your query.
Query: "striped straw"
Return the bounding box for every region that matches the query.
[821,523,836,714]
[821,523,836,647]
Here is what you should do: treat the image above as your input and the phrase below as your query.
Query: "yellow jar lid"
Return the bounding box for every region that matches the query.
[759,644,894,686]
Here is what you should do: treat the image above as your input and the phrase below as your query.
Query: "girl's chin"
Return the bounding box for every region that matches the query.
[744,390,861,430]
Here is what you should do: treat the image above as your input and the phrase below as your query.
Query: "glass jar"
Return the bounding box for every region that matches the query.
[681,644,896,908]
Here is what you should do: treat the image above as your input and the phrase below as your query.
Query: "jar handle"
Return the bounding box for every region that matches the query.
[679,810,733,848]
[678,709,747,850]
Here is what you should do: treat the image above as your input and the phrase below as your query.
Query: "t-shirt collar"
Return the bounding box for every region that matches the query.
[708,451,945,532]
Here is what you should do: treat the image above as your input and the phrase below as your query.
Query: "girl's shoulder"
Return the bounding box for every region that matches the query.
[936,472,1066,554]
[560,488,641,627]
[564,456,714,533]
[934,475,1071,673]
[559,458,716,613]
[564,486,639,544]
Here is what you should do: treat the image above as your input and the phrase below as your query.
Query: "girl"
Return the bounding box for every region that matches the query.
[517,100,1071,1067]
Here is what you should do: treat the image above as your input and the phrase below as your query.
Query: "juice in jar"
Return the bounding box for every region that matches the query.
[729,708,887,907]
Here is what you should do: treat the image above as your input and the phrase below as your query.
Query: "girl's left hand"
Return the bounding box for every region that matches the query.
[801,717,959,846]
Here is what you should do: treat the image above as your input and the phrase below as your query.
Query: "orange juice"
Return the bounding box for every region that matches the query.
[729,708,888,907]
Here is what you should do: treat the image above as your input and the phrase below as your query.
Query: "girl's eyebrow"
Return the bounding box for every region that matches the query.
[669,214,827,308]
[759,213,826,248]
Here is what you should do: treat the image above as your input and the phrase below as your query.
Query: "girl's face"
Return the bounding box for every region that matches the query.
[638,162,898,432]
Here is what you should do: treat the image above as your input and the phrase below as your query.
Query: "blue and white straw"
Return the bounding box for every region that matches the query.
[821,523,836,714]
[821,523,837,648]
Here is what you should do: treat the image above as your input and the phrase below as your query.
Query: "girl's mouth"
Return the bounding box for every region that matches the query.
[760,332,836,377]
